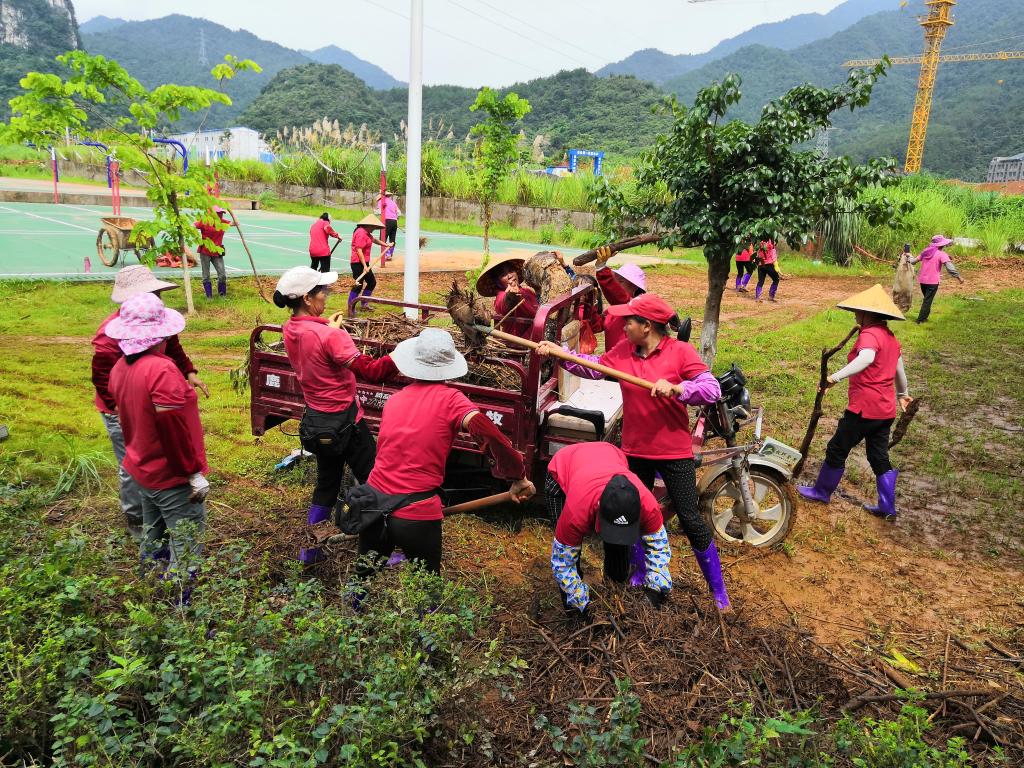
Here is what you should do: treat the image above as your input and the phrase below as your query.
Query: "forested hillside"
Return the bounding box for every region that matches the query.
[664,0,1024,179]
[243,66,671,155]
[0,0,80,117]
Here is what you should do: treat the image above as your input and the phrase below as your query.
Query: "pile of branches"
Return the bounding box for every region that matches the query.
[436,551,1023,766]
[344,313,529,391]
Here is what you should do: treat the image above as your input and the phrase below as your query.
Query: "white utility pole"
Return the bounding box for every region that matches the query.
[402,0,424,317]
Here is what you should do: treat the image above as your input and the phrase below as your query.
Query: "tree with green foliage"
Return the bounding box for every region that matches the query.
[469,87,531,259]
[595,63,911,365]
[2,50,260,314]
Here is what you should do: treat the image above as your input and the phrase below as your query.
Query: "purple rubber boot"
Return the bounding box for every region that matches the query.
[386,551,408,568]
[628,541,646,587]
[797,463,844,504]
[217,279,227,297]
[693,541,731,611]
[768,283,778,302]
[202,280,213,299]
[298,504,332,564]
[740,273,752,290]
[864,469,899,519]
[754,284,763,302]
[734,274,742,291]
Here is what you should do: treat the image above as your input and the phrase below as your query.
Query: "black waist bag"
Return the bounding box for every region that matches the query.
[335,484,440,535]
[299,403,357,457]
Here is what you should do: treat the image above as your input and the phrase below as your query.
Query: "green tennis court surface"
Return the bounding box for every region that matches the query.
[0,201,581,280]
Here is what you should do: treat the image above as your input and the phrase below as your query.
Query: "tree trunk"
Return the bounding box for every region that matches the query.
[170,192,196,315]
[698,252,730,368]
[482,200,491,256]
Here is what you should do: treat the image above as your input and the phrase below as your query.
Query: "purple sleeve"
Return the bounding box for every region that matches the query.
[558,346,605,380]
[676,371,721,405]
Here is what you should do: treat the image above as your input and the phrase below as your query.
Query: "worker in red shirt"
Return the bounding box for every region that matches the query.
[194,206,231,299]
[798,285,912,519]
[347,214,390,316]
[309,212,342,273]
[593,245,647,350]
[92,266,208,543]
[474,256,540,337]
[106,293,209,585]
[274,266,399,564]
[753,240,780,303]
[537,293,731,611]
[547,442,672,616]
[734,242,755,292]
[349,328,535,584]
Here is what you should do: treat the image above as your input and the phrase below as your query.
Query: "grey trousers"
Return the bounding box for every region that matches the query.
[100,412,143,538]
[199,253,226,283]
[140,482,206,573]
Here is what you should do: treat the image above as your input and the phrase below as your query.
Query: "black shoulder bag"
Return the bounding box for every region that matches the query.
[335,484,441,535]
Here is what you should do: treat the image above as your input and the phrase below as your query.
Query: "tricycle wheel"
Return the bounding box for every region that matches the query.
[96,227,121,266]
[700,467,796,548]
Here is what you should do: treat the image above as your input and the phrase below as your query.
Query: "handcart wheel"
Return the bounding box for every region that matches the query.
[96,227,121,267]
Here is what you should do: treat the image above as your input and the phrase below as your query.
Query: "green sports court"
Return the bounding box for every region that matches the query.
[0,200,583,280]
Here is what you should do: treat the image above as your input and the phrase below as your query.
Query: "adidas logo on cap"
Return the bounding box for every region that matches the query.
[612,515,629,525]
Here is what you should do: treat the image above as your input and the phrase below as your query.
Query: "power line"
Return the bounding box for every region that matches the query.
[357,0,547,77]
[444,0,597,69]
[470,0,609,65]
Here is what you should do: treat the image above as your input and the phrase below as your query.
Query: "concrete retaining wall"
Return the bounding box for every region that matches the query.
[55,161,597,230]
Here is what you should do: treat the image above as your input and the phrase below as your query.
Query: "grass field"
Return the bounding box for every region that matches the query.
[2,264,1021,765]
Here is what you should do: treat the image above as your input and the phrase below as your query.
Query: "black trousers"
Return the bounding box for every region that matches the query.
[311,420,376,509]
[350,261,377,296]
[824,410,894,476]
[311,255,331,273]
[627,456,712,552]
[735,259,755,278]
[918,283,939,322]
[384,219,398,245]
[756,264,780,289]
[545,474,629,583]
[356,515,443,576]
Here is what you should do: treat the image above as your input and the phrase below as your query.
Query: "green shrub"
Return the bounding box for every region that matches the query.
[0,488,518,768]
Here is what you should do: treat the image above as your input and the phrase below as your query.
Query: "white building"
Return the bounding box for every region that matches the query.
[987,152,1024,183]
[163,126,274,163]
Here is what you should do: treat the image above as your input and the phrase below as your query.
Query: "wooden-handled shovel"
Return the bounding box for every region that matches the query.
[475,325,658,391]
[313,490,523,545]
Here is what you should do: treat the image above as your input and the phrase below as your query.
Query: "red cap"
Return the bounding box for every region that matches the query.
[605,293,676,324]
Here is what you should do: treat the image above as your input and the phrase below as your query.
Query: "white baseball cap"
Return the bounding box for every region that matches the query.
[274,266,338,300]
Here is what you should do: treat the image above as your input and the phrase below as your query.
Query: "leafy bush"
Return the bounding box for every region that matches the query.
[0,490,518,767]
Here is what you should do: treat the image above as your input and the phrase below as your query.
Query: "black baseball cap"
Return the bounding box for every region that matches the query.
[597,475,642,546]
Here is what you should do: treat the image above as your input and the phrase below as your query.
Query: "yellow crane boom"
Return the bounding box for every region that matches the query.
[843,50,1024,67]
[904,0,956,174]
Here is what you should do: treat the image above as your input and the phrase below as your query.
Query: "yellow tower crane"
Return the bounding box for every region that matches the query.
[903,0,956,174]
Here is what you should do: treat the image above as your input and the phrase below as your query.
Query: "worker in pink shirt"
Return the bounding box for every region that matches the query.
[376,191,402,265]
[753,240,780,303]
[308,213,342,273]
[912,234,964,323]
[734,242,755,292]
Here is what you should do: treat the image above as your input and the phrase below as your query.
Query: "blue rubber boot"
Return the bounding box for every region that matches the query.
[693,541,731,611]
[864,470,899,519]
[797,463,844,504]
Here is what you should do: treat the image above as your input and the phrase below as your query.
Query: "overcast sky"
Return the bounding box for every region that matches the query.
[74,0,852,87]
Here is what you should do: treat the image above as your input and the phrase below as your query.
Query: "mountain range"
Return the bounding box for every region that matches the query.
[4,1,1024,180]
[596,0,894,84]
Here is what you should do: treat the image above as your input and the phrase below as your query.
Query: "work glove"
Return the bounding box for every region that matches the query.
[594,245,613,270]
[643,587,666,610]
[188,473,210,503]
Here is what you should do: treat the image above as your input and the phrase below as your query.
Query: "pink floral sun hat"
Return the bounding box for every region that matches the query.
[104,293,186,355]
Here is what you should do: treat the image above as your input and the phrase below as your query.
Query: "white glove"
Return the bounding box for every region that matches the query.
[188,473,210,502]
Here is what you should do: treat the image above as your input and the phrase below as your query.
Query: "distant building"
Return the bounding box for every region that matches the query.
[163,126,274,163]
[987,152,1024,183]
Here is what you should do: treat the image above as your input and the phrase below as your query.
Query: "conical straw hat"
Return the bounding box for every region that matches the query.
[356,213,385,229]
[836,284,905,321]
[475,254,526,297]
